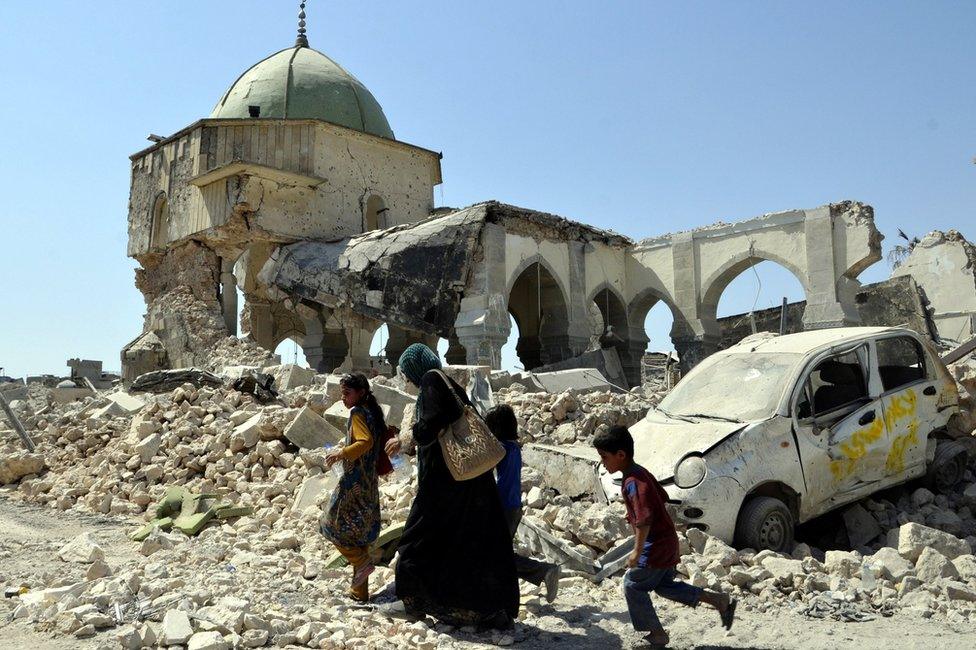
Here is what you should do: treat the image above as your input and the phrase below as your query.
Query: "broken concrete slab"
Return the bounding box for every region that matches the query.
[842,503,883,547]
[230,414,262,451]
[135,433,161,463]
[591,536,637,582]
[517,516,599,574]
[130,368,223,393]
[532,368,619,395]
[284,406,344,449]
[264,364,315,390]
[291,473,339,513]
[522,443,606,502]
[259,208,488,337]
[532,347,629,391]
[106,391,147,414]
[371,383,416,429]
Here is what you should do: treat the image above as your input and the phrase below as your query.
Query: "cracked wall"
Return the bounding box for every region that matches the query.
[892,230,976,342]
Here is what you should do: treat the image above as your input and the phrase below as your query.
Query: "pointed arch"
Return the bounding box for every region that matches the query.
[506,258,571,370]
[700,249,810,322]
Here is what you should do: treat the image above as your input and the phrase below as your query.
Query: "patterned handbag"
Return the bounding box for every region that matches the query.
[432,370,506,481]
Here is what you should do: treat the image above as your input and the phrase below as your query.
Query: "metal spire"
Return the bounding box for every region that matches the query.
[295,1,309,48]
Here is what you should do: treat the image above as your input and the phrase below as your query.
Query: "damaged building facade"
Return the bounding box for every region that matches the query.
[123,31,886,387]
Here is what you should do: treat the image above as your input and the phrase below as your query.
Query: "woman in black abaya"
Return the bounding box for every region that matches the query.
[391,344,518,629]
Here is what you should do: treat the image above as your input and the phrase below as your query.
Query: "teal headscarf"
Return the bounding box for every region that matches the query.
[398,343,442,386]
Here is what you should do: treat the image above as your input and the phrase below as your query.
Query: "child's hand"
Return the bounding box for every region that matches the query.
[384,437,402,457]
[324,448,343,468]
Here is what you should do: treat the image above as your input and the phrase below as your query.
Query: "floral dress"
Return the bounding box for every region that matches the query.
[321,405,381,548]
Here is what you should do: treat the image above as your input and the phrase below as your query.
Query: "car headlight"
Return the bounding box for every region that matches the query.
[674,455,706,489]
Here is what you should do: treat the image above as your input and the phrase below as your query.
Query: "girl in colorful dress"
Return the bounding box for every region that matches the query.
[322,373,391,602]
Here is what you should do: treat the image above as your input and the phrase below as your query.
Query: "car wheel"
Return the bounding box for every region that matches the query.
[735,496,795,552]
[926,440,967,492]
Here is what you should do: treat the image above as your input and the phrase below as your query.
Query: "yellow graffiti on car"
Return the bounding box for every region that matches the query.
[885,420,919,474]
[883,389,917,430]
[829,389,918,482]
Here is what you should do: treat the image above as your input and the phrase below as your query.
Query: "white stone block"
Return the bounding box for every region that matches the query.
[58,533,104,564]
[889,522,971,561]
[283,406,343,449]
[161,609,194,645]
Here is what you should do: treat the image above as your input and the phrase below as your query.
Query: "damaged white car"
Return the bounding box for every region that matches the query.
[603,327,964,552]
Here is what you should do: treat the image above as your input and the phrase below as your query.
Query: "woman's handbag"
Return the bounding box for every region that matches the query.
[432,370,505,481]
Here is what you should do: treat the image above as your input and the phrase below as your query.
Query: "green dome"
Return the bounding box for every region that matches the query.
[210,46,394,139]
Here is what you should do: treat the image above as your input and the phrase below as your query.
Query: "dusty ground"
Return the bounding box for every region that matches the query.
[1,494,975,649]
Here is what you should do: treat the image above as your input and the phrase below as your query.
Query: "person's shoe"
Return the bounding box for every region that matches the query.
[642,629,670,648]
[375,600,423,622]
[351,562,375,588]
[482,611,514,631]
[543,565,561,603]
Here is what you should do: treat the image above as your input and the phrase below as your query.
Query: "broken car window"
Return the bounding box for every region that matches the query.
[658,352,802,422]
[806,350,868,417]
[876,336,926,392]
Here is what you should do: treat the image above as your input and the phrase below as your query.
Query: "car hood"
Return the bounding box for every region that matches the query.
[629,409,748,481]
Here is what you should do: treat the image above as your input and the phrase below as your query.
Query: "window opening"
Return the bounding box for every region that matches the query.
[876,337,926,391]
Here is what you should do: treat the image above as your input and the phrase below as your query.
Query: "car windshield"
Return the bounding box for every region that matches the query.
[658,352,802,422]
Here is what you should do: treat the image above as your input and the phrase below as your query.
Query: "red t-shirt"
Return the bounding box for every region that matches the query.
[621,463,680,568]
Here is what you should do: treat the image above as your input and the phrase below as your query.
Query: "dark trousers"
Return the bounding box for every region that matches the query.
[624,566,702,631]
[504,507,556,586]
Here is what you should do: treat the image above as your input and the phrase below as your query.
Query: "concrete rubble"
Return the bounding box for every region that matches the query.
[2,348,975,648]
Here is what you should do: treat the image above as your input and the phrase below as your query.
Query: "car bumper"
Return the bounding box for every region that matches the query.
[663,475,744,544]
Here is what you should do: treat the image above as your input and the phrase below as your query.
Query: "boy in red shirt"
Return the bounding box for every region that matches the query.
[594,426,735,647]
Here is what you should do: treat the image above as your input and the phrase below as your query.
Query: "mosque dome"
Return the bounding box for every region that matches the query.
[210,44,395,140]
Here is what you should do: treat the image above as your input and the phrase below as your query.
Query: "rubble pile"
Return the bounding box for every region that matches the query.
[671,516,976,625]
[948,356,976,437]
[0,374,440,646]
[2,357,976,646]
[494,383,663,446]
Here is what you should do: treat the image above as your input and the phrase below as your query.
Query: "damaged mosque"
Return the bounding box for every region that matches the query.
[122,11,961,390]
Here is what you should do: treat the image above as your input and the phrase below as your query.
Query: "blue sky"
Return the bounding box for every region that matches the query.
[1,1,974,378]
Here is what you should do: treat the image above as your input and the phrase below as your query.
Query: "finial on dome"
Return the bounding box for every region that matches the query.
[295,1,309,48]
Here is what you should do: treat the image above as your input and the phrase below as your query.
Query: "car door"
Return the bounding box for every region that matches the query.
[792,344,887,517]
[874,335,937,480]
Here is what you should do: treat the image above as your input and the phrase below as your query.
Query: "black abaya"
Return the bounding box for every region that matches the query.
[394,370,519,625]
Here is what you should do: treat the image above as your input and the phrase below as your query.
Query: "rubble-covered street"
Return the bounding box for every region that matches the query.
[2,351,976,648]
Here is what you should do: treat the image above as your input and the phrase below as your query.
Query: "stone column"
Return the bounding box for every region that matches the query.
[671,232,720,372]
[338,314,381,373]
[802,207,861,330]
[617,326,650,387]
[454,223,511,369]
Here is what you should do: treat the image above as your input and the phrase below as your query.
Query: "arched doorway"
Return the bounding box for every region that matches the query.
[364,194,387,231]
[274,335,309,368]
[507,261,570,370]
